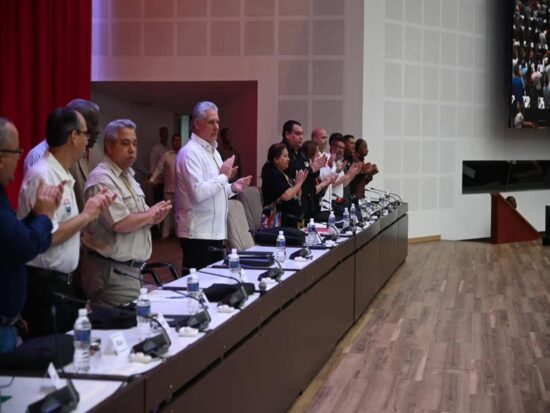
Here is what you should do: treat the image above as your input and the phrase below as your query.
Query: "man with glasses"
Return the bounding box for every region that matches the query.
[17,108,113,337]
[0,117,62,352]
[23,99,100,211]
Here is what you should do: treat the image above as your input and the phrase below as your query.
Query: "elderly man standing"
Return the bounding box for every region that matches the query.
[18,108,112,337]
[0,117,62,351]
[176,101,252,273]
[82,119,171,306]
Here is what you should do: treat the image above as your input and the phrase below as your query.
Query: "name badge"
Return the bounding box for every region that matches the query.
[155,314,171,332]
[47,362,63,389]
[109,331,129,355]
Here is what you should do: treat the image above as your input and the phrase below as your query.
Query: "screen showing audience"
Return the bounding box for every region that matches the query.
[511,0,550,128]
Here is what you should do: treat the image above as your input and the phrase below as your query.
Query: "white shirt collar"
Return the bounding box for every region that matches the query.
[104,156,135,178]
[45,151,75,186]
[191,132,218,153]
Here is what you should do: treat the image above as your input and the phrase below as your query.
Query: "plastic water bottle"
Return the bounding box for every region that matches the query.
[385,192,392,210]
[328,210,339,239]
[350,204,358,229]
[136,288,151,339]
[187,268,200,314]
[275,231,286,263]
[73,308,91,373]
[228,248,241,274]
[307,218,317,246]
[328,210,336,227]
[381,194,388,215]
[343,207,350,229]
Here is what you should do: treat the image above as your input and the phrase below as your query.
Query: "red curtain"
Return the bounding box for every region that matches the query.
[0,0,91,207]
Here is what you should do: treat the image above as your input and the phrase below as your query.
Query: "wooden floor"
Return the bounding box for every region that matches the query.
[289,240,550,413]
[149,238,550,412]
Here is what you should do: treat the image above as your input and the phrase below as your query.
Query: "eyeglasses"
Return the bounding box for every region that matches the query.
[0,148,24,155]
[74,130,91,138]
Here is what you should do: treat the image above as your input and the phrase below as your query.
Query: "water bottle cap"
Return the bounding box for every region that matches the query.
[279,230,284,236]
[140,287,148,295]
[78,308,87,317]
[310,218,314,224]
[231,248,237,255]
[189,268,196,273]
[344,207,349,212]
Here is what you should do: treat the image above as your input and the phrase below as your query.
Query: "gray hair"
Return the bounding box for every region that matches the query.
[103,119,137,143]
[0,117,14,149]
[191,101,218,122]
[66,98,99,114]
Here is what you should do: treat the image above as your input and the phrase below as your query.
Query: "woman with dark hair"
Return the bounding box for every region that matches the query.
[261,143,307,228]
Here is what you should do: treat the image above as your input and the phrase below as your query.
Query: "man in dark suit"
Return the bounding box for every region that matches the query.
[0,117,61,351]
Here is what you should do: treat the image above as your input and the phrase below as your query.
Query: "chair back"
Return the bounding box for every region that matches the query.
[227,199,255,250]
[238,186,263,230]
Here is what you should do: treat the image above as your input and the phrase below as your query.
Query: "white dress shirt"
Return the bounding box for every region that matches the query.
[320,159,344,211]
[175,133,233,240]
[18,152,79,273]
[23,139,49,176]
[149,142,168,177]
[150,150,177,193]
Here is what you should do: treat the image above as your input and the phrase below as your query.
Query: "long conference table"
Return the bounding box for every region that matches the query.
[4,204,407,413]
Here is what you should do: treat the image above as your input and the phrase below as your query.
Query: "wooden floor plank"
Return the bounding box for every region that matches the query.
[287,240,550,413]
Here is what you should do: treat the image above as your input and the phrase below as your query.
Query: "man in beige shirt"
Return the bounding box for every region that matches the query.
[82,119,171,306]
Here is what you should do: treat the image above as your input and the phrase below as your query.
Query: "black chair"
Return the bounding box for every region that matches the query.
[141,262,179,286]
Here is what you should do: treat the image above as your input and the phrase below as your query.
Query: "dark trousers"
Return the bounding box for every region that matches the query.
[153,183,164,204]
[23,267,84,338]
[179,238,225,275]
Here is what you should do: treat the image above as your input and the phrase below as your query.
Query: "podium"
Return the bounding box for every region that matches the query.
[490,193,539,244]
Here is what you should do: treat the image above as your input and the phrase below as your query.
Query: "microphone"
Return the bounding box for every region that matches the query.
[370,187,403,203]
[53,291,173,357]
[257,259,284,283]
[364,187,383,199]
[194,268,251,309]
[289,243,313,260]
[207,246,275,269]
[112,268,211,332]
[26,305,80,412]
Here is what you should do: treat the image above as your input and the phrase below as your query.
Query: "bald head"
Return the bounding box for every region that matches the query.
[311,128,328,153]
[0,117,20,186]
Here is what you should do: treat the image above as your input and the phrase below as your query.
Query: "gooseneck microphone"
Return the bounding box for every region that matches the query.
[26,305,80,412]
[53,291,173,357]
[194,268,251,309]
[370,187,403,204]
[112,268,211,332]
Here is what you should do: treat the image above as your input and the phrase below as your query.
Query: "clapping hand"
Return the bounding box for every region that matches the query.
[231,175,252,193]
[83,187,116,222]
[295,169,308,185]
[220,155,236,179]
[348,162,362,177]
[310,154,327,173]
[149,200,172,225]
[32,179,64,219]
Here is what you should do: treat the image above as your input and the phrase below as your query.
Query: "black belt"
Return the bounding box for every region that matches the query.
[27,266,73,285]
[88,251,145,270]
